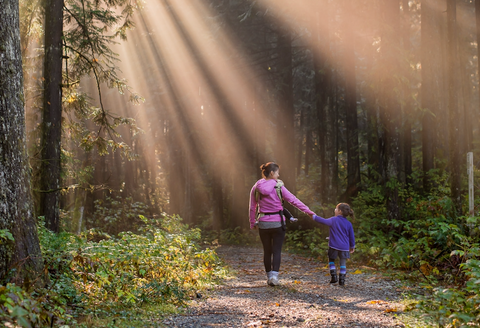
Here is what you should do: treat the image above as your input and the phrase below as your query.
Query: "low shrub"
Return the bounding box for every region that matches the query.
[0,213,227,327]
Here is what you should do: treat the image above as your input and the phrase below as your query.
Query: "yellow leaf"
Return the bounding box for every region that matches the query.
[294,280,301,284]
[367,300,387,304]
[351,269,362,274]
[275,302,280,306]
[384,308,397,313]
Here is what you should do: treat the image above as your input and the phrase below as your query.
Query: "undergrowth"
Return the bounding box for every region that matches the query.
[0,214,227,327]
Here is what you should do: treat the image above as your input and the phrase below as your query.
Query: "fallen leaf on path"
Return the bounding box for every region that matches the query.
[351,269,363,274]
[293,280,301,284]
[367,300,388,305]
[384,308,398,313]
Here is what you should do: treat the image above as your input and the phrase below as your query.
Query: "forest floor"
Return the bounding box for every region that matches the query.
[161,245,422,328]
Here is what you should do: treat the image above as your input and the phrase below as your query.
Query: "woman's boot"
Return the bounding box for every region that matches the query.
[330,270,338,284]
[339,273,346,286]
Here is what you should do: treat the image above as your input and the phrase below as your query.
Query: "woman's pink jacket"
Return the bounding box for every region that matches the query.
[249,178,314,229]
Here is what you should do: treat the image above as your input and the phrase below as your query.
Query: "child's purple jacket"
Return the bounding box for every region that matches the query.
[249,179,314,229]
[313,215,355,251]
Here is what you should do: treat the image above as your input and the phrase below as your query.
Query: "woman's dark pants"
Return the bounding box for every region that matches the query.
[259,227,285,272]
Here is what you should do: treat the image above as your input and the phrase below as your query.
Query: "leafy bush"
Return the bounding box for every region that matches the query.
[1,213,227,327]
[0,283,54,327]
[50,214,224,310]
[417,246,480,327]
[90,196,149,234]
[284,227,329,258]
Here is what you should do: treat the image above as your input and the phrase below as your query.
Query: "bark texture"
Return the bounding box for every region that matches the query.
[314,0,337,205]
[40,0,64,232]
[344,2,360,200]
[382,0,402,222]
[276,28,295,193]
[421,0,437,192]
[447,0,461,213]
[0,0,43,281]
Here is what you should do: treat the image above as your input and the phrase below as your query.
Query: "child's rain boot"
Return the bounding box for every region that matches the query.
[339,273,346,286]
[330,270,338,284]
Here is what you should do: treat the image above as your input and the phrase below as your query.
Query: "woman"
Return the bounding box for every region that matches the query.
[249,162,315,286]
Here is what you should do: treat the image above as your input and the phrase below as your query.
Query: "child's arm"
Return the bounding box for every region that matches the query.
[349,223,355,252]
[312,215,334,226]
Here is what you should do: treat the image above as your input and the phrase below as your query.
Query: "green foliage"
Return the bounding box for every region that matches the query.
[0,214,226,326]
[0,283,54,327]
[351,171,480,327]
[417,253,480,327]
[0,229,14,243]
[62,0,144,156]
[90,196,148,234]
[284,227,329,258]
[202,226,260,246]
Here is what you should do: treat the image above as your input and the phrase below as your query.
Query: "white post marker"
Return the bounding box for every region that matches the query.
[467,152,474,217]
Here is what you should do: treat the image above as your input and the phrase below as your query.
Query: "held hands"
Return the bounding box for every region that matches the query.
[308,213,316,220]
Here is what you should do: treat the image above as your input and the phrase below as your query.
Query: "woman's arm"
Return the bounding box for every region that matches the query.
[248,185,258,229]
[282,186,315,215]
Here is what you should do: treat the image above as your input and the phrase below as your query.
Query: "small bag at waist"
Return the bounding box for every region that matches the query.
[257,211,282,219]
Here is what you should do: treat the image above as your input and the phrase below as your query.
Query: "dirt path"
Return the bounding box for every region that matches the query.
[163,246,408,327]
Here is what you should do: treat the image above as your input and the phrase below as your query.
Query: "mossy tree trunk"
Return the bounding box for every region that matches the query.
[0,0,43,282]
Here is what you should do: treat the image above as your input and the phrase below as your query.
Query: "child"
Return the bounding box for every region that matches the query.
[311,203,355,286]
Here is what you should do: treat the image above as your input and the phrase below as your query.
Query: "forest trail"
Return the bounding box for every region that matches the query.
[163,245,408,327]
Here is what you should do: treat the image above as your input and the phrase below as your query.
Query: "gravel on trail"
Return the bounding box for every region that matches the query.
[163,245,407,328]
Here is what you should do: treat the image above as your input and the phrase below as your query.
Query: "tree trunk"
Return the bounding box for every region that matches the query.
[212,176,223,232]
[0,0,43,281]
[296,111,304,177]
[39,0,63,232]
[421,0,437,192]
[474,0,480,152]
[276,28,295,193]
[447,0,461,213]
[344,2,361,200]
[402,0,413,184]
[382,0,402,222]
[314,0,336,205]
[305,129,313,176]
